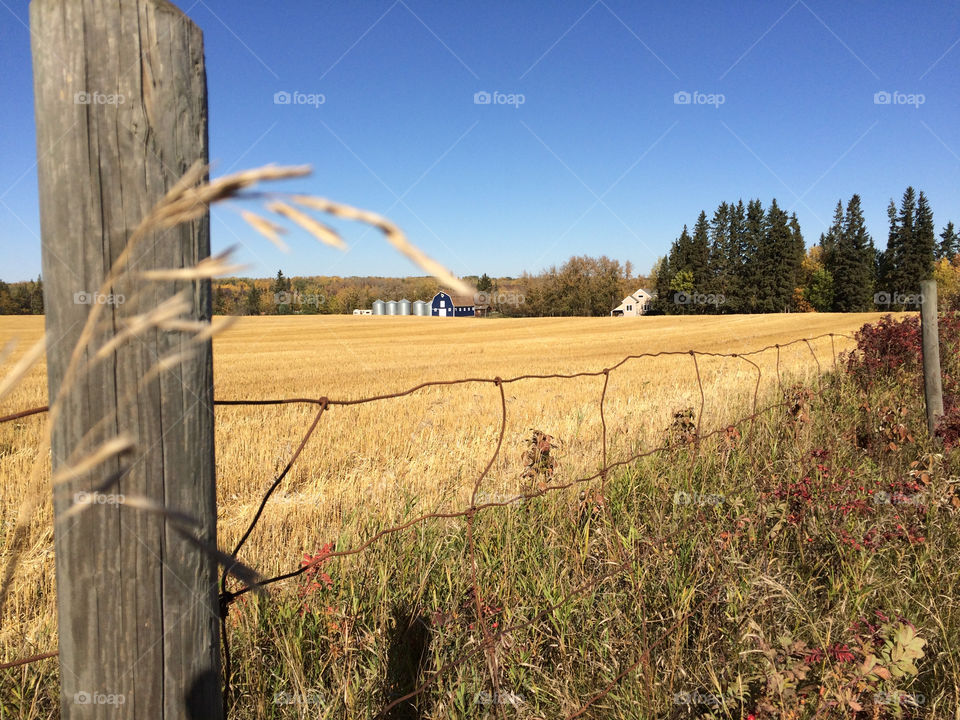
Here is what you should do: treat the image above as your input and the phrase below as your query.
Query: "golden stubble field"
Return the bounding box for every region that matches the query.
[0,312,898,654]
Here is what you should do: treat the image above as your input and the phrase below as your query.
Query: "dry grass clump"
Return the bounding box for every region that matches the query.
[0,161,480,675]
[1,311,892,665]
[0,156,932,719]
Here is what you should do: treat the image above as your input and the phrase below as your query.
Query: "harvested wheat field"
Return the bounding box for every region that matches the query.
[0,311,898,657]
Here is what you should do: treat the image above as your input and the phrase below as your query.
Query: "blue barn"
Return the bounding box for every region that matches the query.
[431,291,454,317]
[431,292,475,317]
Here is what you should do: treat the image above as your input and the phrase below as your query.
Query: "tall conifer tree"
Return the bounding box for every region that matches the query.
[831,194,874,311]
[939,221,959,260]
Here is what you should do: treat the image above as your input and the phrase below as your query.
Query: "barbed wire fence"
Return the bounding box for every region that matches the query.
[0,332,853,717]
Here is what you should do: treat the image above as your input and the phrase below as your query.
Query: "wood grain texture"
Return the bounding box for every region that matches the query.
[29,0,221,717]
[920,279,944,437]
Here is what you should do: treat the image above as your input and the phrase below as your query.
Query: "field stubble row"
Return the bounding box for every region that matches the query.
[0,313,894,652]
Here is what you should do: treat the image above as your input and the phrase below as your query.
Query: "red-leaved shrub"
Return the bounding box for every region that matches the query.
[844,312,960,448]
[844,315,921,388]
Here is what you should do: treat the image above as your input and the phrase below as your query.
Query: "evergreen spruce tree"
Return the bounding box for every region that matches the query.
[674,224,694,269]
[29,276,44,315]
[708,202,732,312]
[661,226,693,314]
[272,269,291,294]
[739,199,766,312]
[760,200,801,312]
[876,200,898,304]
[272,270,292,314]
[889,187,916,308]
[831,194,874,311]
[245,282,262,316]
[820,201,844,274]
[689,211,712,312]
[726,200,746,312]
[912,191,936,283]
[788,213,806,308]
[939,221,959,260]
[477,273,493,292]
[654,255,673,313]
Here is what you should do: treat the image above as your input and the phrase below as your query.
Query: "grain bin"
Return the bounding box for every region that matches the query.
[386,300,398,316]
[372,299,385,315]
[399,299,411,316]
[413,300,429,316]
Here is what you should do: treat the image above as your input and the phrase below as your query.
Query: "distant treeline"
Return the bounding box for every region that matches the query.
[0,278,44,315]
[4,188,959,316]
[212,274,446,316]
[208,257,644,317]
[492,256,643,317]
[654,187,960,314]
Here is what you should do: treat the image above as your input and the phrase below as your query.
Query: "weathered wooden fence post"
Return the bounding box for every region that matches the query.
[920,279,944,438]
[30,1,222,717]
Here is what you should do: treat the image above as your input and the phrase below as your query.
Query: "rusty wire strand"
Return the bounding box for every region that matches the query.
[0,332,854,714]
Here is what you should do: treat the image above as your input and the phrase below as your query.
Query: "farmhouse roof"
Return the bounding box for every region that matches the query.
[450,293,477,307]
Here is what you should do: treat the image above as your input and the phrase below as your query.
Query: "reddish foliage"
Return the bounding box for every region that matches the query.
[298,541,335,613]
[844,315,922,388]
[769,450,927,551]
[845,312,960,449]
[937,406,960,450]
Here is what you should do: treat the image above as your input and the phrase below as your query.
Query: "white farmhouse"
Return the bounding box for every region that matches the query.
[611,289,653,317]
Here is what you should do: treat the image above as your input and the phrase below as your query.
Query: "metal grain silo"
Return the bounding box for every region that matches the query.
[386,300,398,315]
[413,300,429,316]
[399,299,411,316]
[372,299,385,315]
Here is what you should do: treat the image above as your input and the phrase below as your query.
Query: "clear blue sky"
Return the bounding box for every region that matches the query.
[1,0,958,282]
